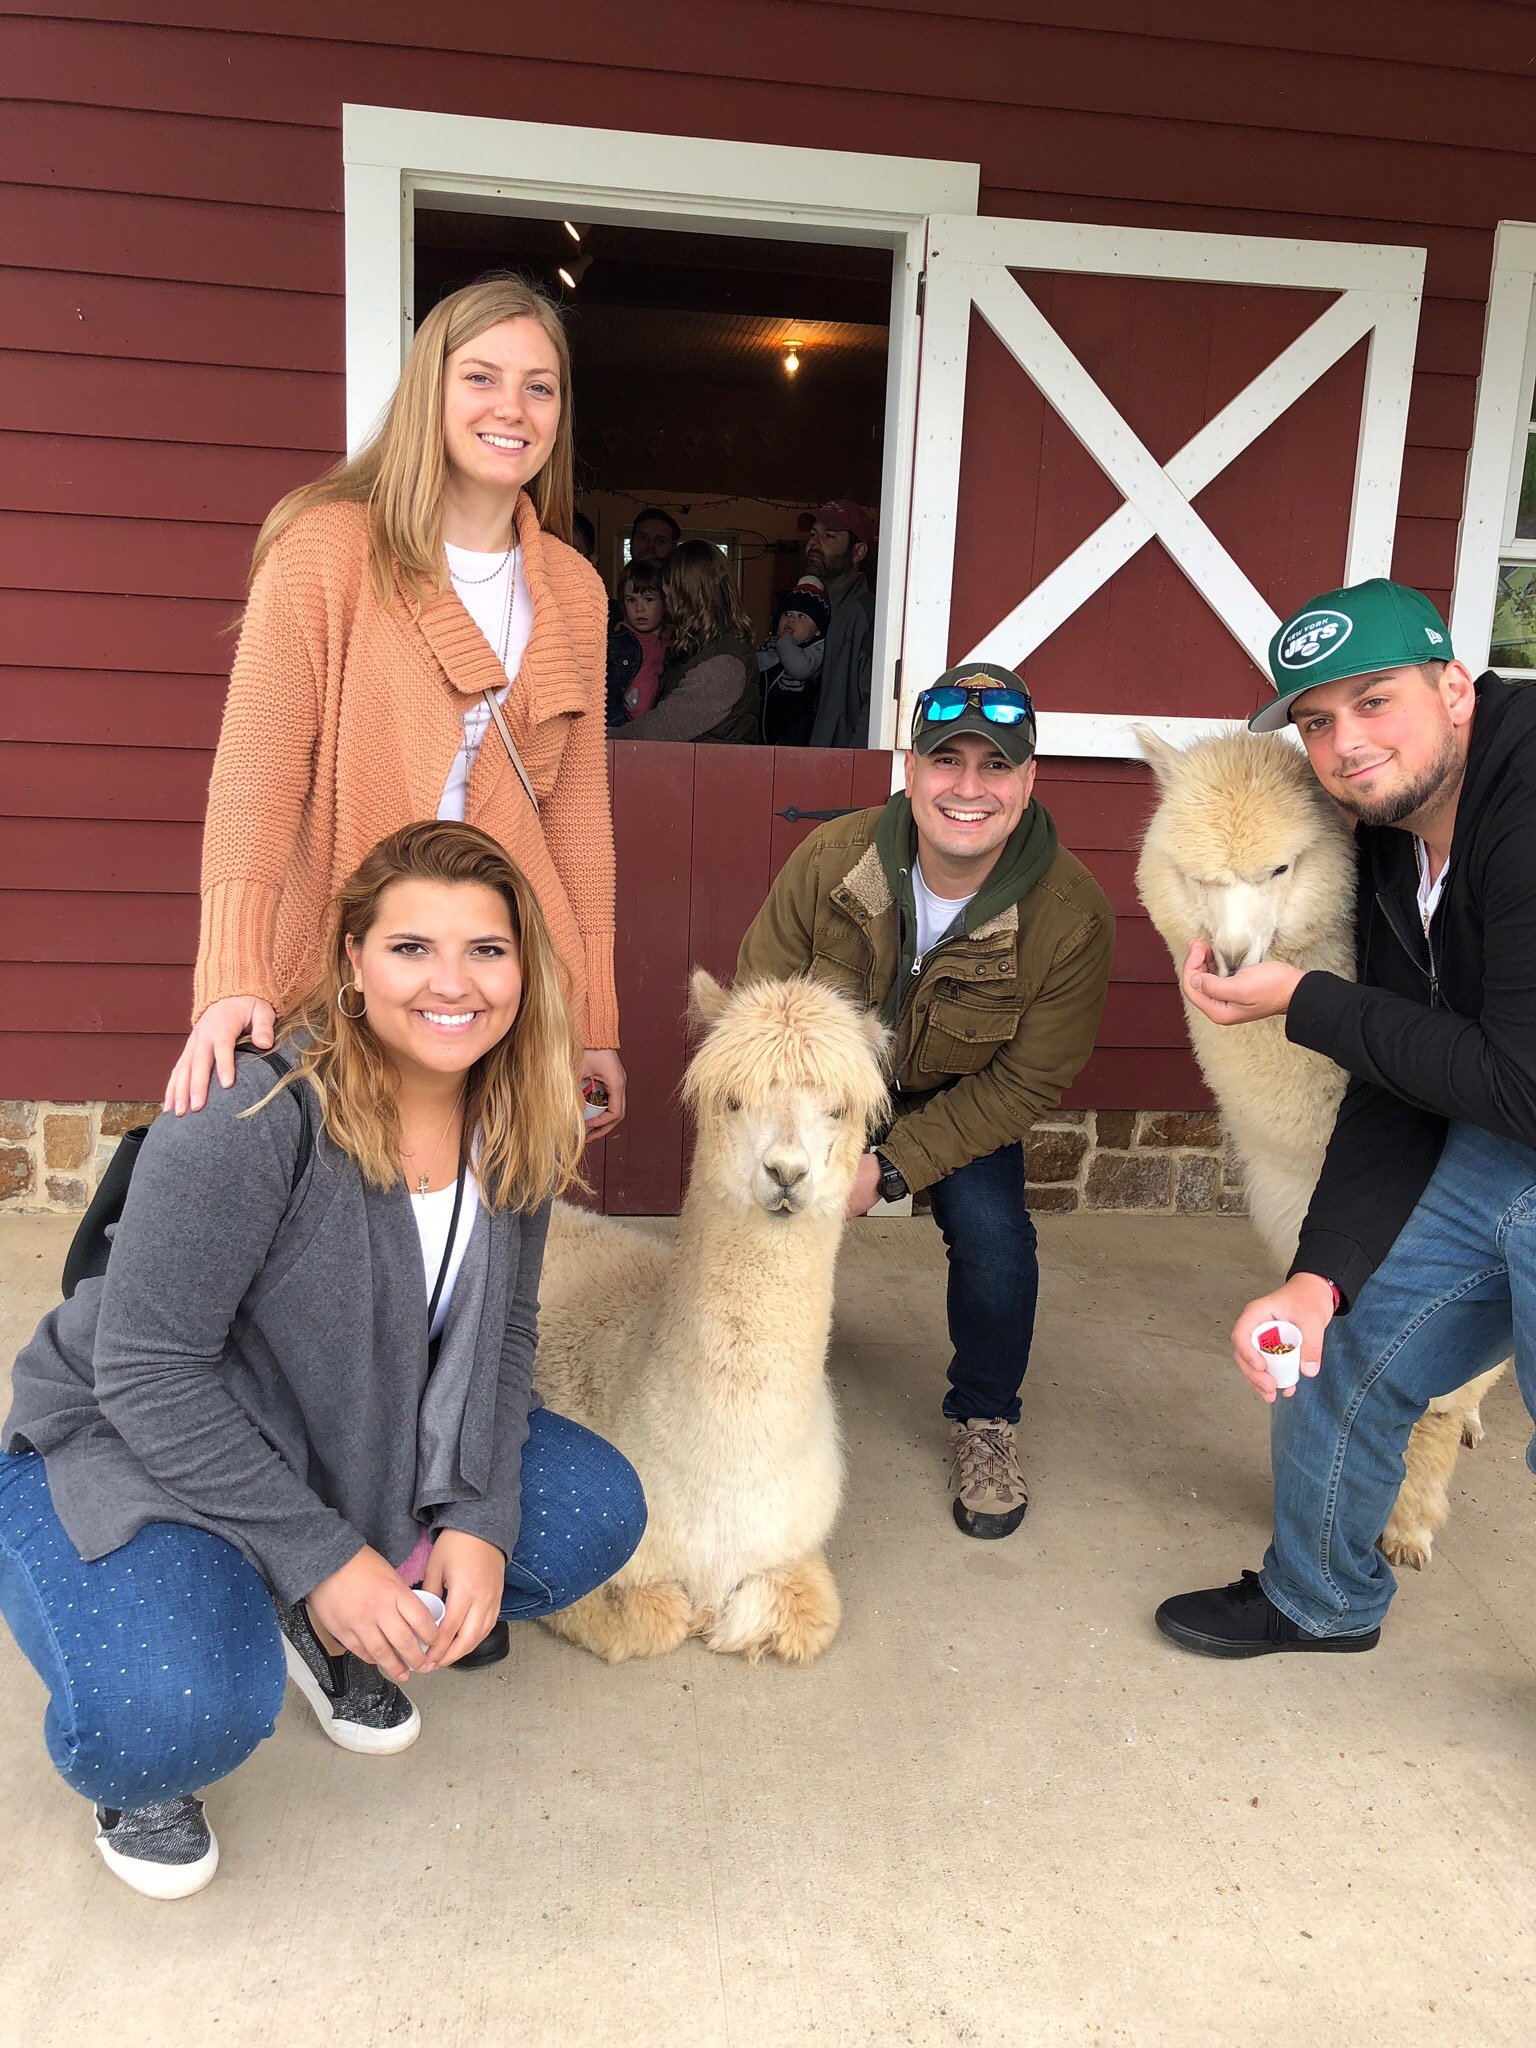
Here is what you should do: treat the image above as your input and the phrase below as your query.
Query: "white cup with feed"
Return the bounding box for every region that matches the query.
[1251,1318,1304,1389]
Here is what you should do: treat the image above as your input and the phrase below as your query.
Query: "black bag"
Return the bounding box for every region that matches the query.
[61,1048,314,1299]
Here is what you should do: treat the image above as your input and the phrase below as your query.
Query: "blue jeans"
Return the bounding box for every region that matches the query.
[1263,1122,1536,1637]
[0,1407,644,1810]
[927,1142,1040,1425]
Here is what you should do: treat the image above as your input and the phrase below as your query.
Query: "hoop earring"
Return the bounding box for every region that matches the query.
[336,980,367,1020]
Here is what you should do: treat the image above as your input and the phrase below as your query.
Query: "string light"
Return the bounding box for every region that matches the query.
[784,341,803,376]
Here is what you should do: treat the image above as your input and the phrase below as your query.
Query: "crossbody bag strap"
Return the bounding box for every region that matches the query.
[482,690,539,815]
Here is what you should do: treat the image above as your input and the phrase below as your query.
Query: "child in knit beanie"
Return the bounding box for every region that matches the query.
[759,574,831,746]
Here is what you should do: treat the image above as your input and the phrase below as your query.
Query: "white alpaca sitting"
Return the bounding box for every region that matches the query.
[1135,726,1503,1568]
[534,971,888,1664]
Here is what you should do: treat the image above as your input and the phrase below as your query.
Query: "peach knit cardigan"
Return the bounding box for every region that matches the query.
[195,492,619,1047]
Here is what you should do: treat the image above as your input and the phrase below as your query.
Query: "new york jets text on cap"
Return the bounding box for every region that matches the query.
[1249,579,1453,733]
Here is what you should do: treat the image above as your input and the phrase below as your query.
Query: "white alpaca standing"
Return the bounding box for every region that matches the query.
[1135,726,1502,1567]
[534,971,889,1664]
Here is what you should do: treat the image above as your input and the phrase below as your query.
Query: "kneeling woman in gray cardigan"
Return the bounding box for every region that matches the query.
[0,821,644,1901]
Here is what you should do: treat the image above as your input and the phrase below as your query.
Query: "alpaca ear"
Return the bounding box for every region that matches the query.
[1133,724,1182,787]
[688,968,730,1030]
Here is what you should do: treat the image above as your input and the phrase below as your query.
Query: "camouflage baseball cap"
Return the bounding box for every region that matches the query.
[1249,579,1453,733]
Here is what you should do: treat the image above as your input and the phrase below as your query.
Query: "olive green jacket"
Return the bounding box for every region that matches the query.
[736,801,1115,1193]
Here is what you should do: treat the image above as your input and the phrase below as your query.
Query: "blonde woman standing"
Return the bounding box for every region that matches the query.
[166,276,625,1133]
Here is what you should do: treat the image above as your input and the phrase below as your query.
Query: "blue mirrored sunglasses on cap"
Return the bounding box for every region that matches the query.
[914,681,1035,728]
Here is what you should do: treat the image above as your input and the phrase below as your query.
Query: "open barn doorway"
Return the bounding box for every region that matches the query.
[414,209,892,737]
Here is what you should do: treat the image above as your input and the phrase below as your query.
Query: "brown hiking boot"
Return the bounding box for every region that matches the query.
[948,1418,1029,1538]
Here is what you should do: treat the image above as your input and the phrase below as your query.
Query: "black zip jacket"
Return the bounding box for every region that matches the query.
[1285,674,1536,1308]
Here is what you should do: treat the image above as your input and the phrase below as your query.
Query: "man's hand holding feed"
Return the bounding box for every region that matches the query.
[1231,1273,1335,1402]
[1181,942,1304,1027]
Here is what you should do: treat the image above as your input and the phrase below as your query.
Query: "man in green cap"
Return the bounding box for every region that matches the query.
[737,665,1114,1537]
[1156,577,1536,1657]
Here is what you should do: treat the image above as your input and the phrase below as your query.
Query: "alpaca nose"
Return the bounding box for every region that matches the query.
[765,1156,808,1192]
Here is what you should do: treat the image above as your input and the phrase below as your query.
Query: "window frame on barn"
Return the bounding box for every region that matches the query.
[1451,221,1536,680]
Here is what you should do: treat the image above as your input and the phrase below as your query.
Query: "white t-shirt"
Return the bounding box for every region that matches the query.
[1414,837,1449,936]
[437,543,534,822]
[412,1173,482,1340]
[912,858,976,962]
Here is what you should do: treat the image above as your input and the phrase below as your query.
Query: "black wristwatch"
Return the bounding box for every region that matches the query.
[873,1151,909,1205]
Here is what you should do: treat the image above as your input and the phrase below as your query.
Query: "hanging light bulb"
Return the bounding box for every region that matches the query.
[784,341,803,376]
[562,220,583,243]
[558,251,593,291]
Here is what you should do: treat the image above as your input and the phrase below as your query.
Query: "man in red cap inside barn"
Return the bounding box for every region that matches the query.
[802,499,877,748]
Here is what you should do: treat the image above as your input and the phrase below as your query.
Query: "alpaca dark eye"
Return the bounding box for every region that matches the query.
[726,1094,743,1113]
[1272,864,1290,877]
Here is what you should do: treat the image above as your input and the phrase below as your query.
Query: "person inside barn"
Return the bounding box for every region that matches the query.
[0,823,645,1900]
[619,539,761,743]
[737,664,1115,1536]
[161,274,626,1147]
[1156,580,1536,1659]
[627,505,681,568]
[802,499,877,749]
[605,555,673,727]
[758,574,830,747]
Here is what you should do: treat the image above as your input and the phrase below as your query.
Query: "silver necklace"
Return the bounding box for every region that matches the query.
[447,541,513,586]
[459,551,518,792]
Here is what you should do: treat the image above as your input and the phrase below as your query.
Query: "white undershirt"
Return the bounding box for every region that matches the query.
[437,543,534,822]
[912,858,977,962]
[412,1173,482,1340]
[1414,837,1449,936]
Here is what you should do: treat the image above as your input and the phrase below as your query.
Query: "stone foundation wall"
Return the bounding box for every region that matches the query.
[1,1100,1248,1220]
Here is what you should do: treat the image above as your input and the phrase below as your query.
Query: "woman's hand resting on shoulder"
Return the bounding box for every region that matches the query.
[306,1546,439,1683]
[164,994,277,1115]
[420,1530,507,1670]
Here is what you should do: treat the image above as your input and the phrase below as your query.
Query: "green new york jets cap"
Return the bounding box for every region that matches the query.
[1248,579,1453,733]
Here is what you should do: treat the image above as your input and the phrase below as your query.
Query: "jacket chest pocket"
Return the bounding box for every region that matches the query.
[915,990,1021,1077]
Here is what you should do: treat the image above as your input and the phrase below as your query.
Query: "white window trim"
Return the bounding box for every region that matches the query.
[902,216,1425,759]
[341,104,979,751]
[1450,220,1536,676]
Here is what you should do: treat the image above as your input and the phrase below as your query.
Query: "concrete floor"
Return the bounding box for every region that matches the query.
[0,1208,1532,2048]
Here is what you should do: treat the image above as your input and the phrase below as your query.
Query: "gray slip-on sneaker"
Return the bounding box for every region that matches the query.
[277,1599,421,1755]
[94,1796,219,1900]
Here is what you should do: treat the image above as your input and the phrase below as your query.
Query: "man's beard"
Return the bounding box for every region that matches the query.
[806,541,853,579]
[1334,725,1460,829]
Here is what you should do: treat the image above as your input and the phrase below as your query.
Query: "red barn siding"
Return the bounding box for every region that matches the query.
[5,0,1536,1132]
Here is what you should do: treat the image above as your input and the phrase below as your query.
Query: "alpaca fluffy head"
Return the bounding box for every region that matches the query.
[684,971,890,1220]
[1134,726,1356,976]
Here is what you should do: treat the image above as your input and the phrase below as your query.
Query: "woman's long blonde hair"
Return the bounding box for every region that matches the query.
[662,539,754,659]
[262,821,585,1212]
[250,275,576,604]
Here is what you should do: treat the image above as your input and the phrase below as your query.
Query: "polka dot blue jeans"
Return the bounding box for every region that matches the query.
[0,1408,644,1811]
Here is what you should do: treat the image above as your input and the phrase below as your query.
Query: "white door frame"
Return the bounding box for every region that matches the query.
[341,104,979,750]
[1451,220,1536,673]
[903,216,1426,758]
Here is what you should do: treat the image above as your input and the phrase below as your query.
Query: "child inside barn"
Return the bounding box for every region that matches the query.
[758,574,830,747]
[606,556,672,727]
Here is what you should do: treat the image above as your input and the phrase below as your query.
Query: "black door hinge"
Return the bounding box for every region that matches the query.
[892,655,903,700]
[916,271,927,317]
[776,807,858,824]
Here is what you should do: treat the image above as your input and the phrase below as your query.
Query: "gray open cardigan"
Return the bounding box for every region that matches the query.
[3,1051,550,1603]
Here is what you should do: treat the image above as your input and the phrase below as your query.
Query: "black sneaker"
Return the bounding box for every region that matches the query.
[1155,1569,1381,1659]
[94,1796,218,1899]
[277,1599,421,1754]
[451,1616,510,1670]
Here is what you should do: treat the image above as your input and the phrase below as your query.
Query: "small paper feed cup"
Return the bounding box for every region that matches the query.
[410,1587,445,1648]
[1252,1318,1304,1388]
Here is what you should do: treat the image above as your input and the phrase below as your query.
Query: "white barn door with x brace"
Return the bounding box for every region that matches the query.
[900,218,1425,757]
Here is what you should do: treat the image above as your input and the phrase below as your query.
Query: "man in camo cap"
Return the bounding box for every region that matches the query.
[1155,578,1536,1658]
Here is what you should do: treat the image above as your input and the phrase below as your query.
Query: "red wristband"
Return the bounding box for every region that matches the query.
[1327,1281,1342,1311]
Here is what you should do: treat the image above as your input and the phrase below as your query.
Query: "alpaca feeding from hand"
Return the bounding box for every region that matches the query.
[1134,725,1503,1568]
[534,970,888,1665]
